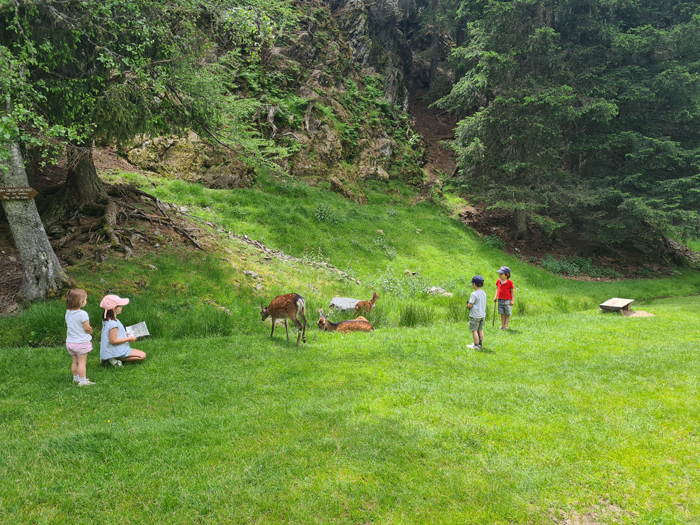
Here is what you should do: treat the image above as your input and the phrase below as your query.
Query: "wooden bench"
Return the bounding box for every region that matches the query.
[599,297,634,312]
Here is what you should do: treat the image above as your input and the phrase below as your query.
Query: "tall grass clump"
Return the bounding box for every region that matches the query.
[447,301,469,323]
[364,305,389,328]
[0,300,68,347]
[515,297,529,316]
[551,296,571,313]
[399,303,435,327]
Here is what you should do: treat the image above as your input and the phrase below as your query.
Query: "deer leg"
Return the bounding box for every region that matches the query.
[290,316,303,345]
[270,317,276,338]
[284,319,289,340]
[299,310,307,343]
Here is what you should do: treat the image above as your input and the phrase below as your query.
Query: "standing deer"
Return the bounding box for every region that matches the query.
[355,292,379,314]
[260,293,307,345]
[318,311,374,332]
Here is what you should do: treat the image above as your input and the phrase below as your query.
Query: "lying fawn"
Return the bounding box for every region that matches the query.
[318,311,374,332]
[355,291,379,314]
[260,293,307,345]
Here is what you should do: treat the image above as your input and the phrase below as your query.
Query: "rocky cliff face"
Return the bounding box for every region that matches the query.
[123,0,424,198]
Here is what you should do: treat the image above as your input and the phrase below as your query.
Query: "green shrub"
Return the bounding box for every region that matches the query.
[373,236,397,260]
[539,255,622,279]
[483,235,506,250]
[314,204,344,225]
[373,268,427,298]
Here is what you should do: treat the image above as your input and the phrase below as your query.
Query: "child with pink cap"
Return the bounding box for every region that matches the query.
[99,294,146,366]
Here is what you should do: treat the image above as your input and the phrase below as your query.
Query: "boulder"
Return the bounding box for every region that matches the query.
[329,297,361,311]
[426,286,453,297]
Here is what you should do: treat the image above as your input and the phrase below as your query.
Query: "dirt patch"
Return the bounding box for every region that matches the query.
[407,88,457,201]
[553,500,634,524]
[622,310,655,317]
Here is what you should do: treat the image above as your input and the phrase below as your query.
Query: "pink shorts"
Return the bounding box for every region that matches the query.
[66,342,93,356]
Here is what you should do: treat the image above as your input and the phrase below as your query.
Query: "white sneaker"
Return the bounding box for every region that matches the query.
[466,344,478,349]
[78,379,95,386]
[108,358,123,367]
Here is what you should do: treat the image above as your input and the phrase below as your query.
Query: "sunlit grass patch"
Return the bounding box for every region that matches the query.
[1,298,699,523]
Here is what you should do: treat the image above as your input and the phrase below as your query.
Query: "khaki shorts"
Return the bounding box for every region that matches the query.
[469,317,485,332]
[498,299,512,316]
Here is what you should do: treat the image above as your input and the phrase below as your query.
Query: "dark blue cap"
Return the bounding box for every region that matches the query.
[497,266,511,274]
[470,275,484,286]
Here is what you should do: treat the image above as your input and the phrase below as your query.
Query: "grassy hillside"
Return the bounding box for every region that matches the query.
[1,174,699,523]
[2,171,699,347]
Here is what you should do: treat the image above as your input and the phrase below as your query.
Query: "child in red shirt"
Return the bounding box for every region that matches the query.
[493,266,515,329]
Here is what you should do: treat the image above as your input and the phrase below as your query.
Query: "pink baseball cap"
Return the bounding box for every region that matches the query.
[100,294,130,311]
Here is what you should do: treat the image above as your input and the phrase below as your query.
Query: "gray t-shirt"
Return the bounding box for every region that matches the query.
[469,289,487,318]
[100,319,132,360]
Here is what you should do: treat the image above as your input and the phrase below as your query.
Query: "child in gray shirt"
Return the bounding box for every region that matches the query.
[466,275,486,349]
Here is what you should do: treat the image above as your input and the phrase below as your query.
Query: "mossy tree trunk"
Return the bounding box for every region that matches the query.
[42,141,108,225]
[513,208,528,241]
[1,142,69,302]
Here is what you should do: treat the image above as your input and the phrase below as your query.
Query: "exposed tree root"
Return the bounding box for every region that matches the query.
[103,201,133,256]
[104,184,205,251]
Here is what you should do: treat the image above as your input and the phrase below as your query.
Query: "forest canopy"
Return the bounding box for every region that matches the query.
[436,0,700,248]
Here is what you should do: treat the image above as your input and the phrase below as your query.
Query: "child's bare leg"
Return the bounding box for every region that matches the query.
[472,331,479,345]
[478,330,484,345]
[503,315,511,329]
[500,313,508,328]
[76,354,88,378]
[71,354,80,376]
[120,349,146,362]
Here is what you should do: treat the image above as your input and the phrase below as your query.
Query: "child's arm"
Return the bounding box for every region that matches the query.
[82,320,93,335]
[467,302,474,309]
[109,327,137,345]
[510,286,515,306]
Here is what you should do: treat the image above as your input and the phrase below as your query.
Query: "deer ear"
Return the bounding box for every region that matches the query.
[260,303,264,309]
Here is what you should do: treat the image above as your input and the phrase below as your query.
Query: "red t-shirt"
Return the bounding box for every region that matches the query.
[496,279,514,300]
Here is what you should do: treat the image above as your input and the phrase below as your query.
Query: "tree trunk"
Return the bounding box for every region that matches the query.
[1,142,69,302]
[513,208,528,241]
[42,142,108,225]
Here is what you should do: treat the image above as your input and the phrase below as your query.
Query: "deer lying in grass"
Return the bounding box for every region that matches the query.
[318,311,374,332]
[260,293,307,345]
[355,291,379,314]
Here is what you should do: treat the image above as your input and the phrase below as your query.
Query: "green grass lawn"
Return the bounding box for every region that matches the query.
[1,297,699,524]
[2,173,699,523]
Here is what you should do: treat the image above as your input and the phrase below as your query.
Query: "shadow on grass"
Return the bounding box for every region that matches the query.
[475,346,496,354]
